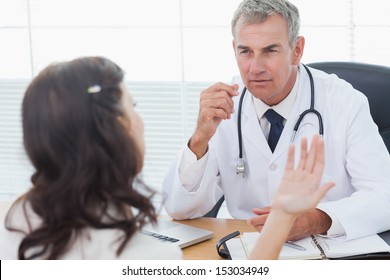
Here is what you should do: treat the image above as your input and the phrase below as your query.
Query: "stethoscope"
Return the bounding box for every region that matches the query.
[236,64,324,176]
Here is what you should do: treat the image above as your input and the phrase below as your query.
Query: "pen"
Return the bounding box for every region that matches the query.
[284,241,306,251]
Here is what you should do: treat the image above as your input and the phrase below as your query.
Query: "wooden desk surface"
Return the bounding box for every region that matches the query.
[174,218,256,260]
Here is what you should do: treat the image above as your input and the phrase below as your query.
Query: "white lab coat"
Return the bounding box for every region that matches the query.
[162,65,390,240]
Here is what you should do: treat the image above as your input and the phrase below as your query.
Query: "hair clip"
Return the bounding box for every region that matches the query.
[87,84,101,94]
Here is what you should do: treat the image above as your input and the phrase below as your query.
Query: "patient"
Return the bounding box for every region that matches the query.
[0,57,181,259]
[0,56,333,259]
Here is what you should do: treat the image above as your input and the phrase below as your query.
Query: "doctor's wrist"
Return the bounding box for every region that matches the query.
[310,209,332,235]
[188,135,209,160]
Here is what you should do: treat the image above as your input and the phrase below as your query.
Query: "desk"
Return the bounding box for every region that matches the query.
[174,218,256,260]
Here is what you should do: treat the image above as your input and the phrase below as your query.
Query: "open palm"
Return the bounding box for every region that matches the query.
[272,135,335,214]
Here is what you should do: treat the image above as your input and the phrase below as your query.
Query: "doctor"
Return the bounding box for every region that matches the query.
[162,0,390,241]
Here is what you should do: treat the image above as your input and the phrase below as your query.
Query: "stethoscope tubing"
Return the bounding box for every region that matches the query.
[237,87,247,159]
[236,64,324,175]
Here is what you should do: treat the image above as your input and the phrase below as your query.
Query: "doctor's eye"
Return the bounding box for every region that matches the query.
[265,48,277,53]
[239,49,251,55]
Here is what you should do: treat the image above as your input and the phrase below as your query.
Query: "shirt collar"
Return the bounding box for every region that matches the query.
[252,68,300,120]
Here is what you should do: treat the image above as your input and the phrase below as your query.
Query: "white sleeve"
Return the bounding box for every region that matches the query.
[318,87,390,240]
[326,218,346,237]
[162,142,222,220]
[178,145,209,192]
[317,213,346,238]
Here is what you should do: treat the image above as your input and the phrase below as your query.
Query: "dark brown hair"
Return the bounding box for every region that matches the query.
[5,56,156,259]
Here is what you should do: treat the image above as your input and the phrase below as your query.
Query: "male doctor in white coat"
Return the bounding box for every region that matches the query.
[162,0,390,241]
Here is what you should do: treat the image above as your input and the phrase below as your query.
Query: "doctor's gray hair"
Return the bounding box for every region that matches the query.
[231,0,300,47]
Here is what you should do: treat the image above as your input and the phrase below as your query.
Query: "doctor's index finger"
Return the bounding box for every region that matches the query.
[209,82,239,97]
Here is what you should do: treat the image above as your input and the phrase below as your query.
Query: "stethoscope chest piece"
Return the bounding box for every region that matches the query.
[236,159,245,177]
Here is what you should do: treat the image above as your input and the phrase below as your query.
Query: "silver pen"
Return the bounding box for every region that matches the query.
[284,241,306,251]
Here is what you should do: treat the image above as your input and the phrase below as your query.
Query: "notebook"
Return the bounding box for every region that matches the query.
[141,219,214,249]
[224,231,390,260]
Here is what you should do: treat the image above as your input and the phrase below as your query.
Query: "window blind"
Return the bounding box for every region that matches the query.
[0,80,33,200]
[0,79,210,200]
[127,81,210,191]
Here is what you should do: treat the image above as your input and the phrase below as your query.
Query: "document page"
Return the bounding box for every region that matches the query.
[322,234,390,258]
[240,232,390,259]
[241,232,321,260]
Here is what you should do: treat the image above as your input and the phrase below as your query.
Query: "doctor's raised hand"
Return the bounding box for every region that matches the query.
[189,83,239,159]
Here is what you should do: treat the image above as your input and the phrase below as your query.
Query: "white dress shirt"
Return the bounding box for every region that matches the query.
[253,70,298,139]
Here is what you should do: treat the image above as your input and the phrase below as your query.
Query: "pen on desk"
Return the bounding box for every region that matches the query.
[284,241,306,251]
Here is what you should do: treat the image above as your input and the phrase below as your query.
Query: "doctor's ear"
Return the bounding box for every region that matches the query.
[292,36,305,64]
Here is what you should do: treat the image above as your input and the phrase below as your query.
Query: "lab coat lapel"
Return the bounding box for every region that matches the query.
[240,92,272,159]
[272,67,317,160]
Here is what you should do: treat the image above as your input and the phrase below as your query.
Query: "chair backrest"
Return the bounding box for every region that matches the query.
[308,61,390,153]
[203,195,225,218]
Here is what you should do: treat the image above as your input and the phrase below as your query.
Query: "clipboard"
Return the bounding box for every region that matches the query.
[216,231,240,259]
[216,230,390,260]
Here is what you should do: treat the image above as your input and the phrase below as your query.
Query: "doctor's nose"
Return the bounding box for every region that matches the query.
[249,57,266,75]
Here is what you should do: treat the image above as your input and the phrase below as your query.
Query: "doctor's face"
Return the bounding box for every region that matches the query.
[233,14,304,106]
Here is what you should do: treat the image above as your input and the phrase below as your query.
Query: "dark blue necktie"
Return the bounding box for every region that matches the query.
[264,109,284,152]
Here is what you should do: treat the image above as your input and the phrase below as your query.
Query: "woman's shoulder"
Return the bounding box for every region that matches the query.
[0,200,30,260]
[4,199,41,231]
[1,200,183,260]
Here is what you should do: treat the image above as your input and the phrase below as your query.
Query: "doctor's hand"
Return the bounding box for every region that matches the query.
[249,207,334,241]
[247,135,335,241]
[189,82,239,159]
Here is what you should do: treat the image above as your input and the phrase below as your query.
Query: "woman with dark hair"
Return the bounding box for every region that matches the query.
[0,56,181,259]
[0,56,333,260]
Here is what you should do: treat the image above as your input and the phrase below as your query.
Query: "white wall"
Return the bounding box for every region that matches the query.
[1,0,390,202]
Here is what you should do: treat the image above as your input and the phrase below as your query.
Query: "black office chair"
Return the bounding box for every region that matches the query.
[308,61,390,153]
[203,195,225,218]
